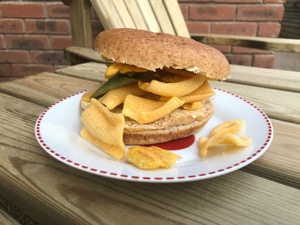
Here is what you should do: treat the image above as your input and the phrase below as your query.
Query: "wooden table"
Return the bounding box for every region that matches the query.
[0,62,299,225]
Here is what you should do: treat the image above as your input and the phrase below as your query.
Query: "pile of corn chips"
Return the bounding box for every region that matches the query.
[80,62,218,167]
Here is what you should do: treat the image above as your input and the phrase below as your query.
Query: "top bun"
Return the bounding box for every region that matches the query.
[94,28,230,80]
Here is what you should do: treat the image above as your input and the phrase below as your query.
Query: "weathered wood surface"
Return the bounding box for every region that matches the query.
[68,0,92,48]
[1,65,300,224]
[192,34,300,52]
[64,47,105,65]
[0,93,299,224]
[0,72,100,107]
[0,209,21,225]
[56,62,107,82]
[211,81,300,124]
[0,72,299,188]
[229,64,300,92]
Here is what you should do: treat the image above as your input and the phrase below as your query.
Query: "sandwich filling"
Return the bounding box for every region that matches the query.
[80,63,216,159]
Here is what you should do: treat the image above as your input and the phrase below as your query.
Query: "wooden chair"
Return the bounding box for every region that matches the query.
[62,0,300,64]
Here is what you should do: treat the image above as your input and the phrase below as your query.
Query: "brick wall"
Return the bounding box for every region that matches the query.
[180,0,285,67]
[0,0,285,78]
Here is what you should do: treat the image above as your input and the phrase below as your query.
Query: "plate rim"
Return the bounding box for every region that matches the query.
[35,89,273,183]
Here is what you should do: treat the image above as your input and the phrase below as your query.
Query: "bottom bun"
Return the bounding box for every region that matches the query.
[123,99,214,145]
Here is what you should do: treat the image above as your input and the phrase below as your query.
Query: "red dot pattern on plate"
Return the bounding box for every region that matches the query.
[35,89,273,182]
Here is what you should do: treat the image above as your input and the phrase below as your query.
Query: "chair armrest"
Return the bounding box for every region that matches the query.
[191,34,300,53]
[64,46,106,65]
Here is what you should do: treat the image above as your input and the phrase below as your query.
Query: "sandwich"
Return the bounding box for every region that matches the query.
[80,28,230,160]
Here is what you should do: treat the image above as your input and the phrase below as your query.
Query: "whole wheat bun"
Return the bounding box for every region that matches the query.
[122,99,214,145]
[94,28,230,80]
[80,98,214,145]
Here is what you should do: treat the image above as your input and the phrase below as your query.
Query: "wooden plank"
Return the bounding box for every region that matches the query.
[69,0,92,47]
[0,94,299,224]
[192,34,300,52]
[56,62,107,82]
[90,0,124,29]
[163,0,190,37]
[64,46,106,65]
[0,72,100,107]
[211,81,300,124]
[1,73,300,188]
[123,0,148,30]
[149,0,176,35]
[136,0,161,32]
[0,209,21,225]
[243,118,300,188]
[112,0,136,29]
[229,65,300,92]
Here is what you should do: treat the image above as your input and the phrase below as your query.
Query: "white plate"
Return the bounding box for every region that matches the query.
[35,89,273,183]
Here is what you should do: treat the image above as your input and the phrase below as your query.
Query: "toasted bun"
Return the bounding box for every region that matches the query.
[80,98,214,145]
[123,99,214,145]
[94,28,230,80]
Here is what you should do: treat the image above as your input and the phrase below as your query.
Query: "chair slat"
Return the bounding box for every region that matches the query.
[136,0,161,32]
[124,0,148,30]
[90,0,124,29]
[149,0,176,35]
[163,0,190,38]
[112,0,136,29]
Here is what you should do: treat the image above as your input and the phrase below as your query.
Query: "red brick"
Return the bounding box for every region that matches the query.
[253,54,275,68]
[6,35,49,50]
[237,5,284,21]
[51,36,72,50]
[258,22,281,37]
[190,5,236,21]
[226,54,253,66]
[186,22,210,34]
[91,8,99,20]
[30,51,69,65]
[0,64,12,77]
[0,2,46,18]
[0,35,5,48]
[46,2,70,18]
[0,50,30,63]
[26,19,70,34]
[210,44,232,54]
[0,19,25,34]
[211,22,257,36]
[11,64,54,77]
[92,21,105,36]
[180,4,188,20]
